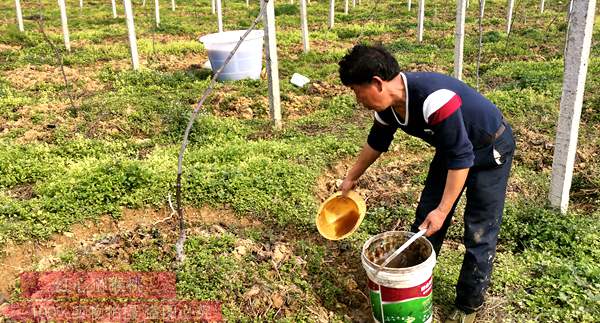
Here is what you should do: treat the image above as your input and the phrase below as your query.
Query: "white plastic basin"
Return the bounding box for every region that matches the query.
[199,30,264,81]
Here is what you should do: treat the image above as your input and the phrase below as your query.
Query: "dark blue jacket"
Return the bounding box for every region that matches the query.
[367,72,504,169]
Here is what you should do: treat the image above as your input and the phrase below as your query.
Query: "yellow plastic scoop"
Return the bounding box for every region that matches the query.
[316,191,366,240]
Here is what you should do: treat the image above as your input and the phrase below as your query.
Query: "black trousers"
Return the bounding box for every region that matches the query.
[410,124,515,314]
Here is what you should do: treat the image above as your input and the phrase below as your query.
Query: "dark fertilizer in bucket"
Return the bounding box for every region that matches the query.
[361,231,436,323]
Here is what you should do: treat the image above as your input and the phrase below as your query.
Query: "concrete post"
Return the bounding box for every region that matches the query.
[549,0,597,213]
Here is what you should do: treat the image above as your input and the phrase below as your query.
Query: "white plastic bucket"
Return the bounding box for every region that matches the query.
[361,231,437,323]
[199,30,264,81]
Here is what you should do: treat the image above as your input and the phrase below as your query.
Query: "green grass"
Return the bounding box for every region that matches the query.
[0,0,599,321]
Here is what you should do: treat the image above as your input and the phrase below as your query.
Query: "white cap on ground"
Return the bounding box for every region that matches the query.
[290,73,310,87]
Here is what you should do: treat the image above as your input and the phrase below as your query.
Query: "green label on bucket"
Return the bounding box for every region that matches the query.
[368,276,433,323]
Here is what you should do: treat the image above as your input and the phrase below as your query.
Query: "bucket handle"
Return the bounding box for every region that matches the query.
[373,229,427,277]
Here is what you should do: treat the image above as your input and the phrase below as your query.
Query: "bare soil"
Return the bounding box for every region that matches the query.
[0,206,260,300]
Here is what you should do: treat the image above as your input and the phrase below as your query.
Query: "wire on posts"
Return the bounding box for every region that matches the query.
[174,0,269,265]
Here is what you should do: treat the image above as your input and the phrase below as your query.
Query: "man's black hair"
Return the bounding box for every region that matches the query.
[338,44,400,86]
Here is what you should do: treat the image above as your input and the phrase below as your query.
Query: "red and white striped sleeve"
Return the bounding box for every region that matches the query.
[422,89,462,126]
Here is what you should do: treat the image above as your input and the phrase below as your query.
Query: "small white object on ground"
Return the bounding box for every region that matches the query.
[203,60,212,69]
[290,73,310,87]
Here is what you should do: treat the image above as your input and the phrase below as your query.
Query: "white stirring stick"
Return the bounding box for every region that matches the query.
[374,229,427,277]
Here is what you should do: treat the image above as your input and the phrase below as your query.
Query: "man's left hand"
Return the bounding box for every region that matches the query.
[419,208,448,237]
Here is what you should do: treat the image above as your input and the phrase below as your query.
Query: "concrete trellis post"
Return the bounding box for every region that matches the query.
[549,0,597,213]
[507,0,514,34]
[58,0,71,52]
[262,0,282,129]
[154,0,160,27]
[15,0,24,32]
[79,0,83,9]
[353,0,356,8]
[467,0,469,9]
[246,0,249,6]
[540,0,545,13]
[171,0,175,11]
[111,0,117,18]
[329,0,335,29]
[123,0,139,70]
[216,0,223,32]
[345,0,348,14]
[454,0,466,80]
[300,0,310,52]
[417,0,425,43]
[408,0,412,11]
[211,0,215,14]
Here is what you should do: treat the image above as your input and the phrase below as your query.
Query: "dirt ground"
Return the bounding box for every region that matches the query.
[0,206,260,299]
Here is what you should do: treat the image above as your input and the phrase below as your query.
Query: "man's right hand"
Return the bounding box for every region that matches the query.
[340,143,382,197]
[340,177,357,196]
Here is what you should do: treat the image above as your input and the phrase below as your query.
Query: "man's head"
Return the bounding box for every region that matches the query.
[338,44,401,112]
